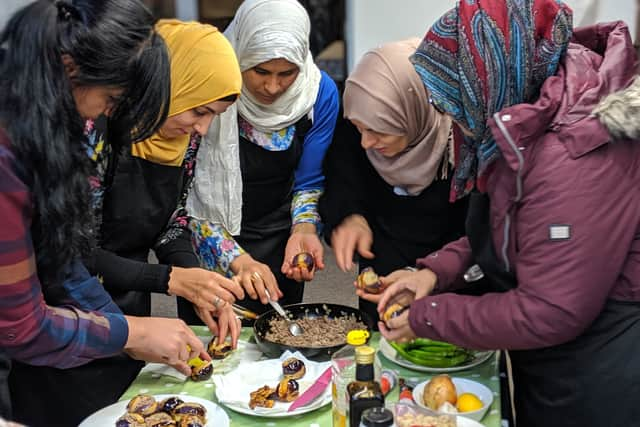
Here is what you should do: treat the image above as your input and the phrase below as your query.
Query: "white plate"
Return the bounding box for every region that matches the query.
[378,337,495,373]
[454,418,486,427]
[220,390,332,418]
[213,351,332,418]
[78,394,229,427]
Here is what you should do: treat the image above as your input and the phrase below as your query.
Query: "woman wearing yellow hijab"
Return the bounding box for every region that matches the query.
[132,19,242,166]
[86,19,245,332]
[9,20,243,425]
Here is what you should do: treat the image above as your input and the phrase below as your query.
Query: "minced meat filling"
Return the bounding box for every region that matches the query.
[265,315,367,347]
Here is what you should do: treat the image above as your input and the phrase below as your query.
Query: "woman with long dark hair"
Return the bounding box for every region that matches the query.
[9,17,245,427]
[0,0,208,423]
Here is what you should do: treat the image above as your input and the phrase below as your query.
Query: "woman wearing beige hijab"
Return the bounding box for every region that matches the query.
[319,38,467,323]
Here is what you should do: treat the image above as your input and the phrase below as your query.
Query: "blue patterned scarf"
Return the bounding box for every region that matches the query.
[411,0,572,198]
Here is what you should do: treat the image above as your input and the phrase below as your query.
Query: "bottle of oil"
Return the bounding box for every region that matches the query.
[331,330,369,427]
[347,346,384,427]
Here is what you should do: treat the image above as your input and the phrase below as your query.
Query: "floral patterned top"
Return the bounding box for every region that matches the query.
[238,115,297,151]
[156,133,201,247]
[85,118,110,241]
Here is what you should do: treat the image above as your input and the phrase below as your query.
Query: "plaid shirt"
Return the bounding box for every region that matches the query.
[0,128,128,368]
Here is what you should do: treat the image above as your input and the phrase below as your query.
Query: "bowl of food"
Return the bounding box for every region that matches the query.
[412,375,493,422]
[253,303,374,361]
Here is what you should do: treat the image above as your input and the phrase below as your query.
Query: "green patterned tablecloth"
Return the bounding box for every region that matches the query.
[121,327,501,427]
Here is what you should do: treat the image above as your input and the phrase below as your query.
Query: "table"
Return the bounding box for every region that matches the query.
[121,327,502,426]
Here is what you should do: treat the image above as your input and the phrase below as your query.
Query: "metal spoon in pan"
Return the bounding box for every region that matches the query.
[264,289,304,336]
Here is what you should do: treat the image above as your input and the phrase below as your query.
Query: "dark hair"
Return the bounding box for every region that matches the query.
[218,94,239,102]
[0,0,171,283]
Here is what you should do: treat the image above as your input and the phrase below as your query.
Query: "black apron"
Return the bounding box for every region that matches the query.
[358,168,467,325]
[9,355,143,427]
[100,151,186,317]
[467,192,640,427]
[230,116,310,316]
[10,236,145,427]
[0,350,11,421]
[179,114,308,322]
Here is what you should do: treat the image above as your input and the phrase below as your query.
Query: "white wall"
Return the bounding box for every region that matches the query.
[0,0,33,31]
[345,0,637,74]
[175,0,198,21]
[572,0,636,28]
[345,0,455,72]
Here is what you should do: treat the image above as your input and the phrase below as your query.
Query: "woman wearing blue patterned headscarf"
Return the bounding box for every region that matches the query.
[377,0,640,425]
[412,0,572,199]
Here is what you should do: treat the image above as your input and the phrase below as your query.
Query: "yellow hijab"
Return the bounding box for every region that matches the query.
[132,19,242,166]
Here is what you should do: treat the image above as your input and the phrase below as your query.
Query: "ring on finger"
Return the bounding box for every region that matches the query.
[251,271,262,281]
[213,295,221,308]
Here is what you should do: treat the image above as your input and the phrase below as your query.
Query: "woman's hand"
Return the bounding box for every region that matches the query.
[376,268,438,315]
[194,303,241,348]
[375,269,436,343]
[330,214,374,272]
[168,267,244,312]
[282,223,325,282]
[379,308,417,343]
[230,253,282,304]
[356,268,417,304]
[123,316,210,376]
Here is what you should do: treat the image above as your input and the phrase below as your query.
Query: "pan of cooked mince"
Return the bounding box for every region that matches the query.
[253,303,374,360]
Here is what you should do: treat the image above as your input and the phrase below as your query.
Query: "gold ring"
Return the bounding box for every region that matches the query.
[251,271,262,281]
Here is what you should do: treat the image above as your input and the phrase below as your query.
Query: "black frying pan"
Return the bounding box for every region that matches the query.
[253,303,374,361]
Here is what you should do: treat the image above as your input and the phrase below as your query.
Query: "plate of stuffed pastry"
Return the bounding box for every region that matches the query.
[213,351,332,418]
[78,393,229,427]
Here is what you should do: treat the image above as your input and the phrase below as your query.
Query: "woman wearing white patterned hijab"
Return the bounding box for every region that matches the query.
[186,0,339,317]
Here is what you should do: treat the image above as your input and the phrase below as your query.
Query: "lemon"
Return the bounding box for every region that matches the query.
[456,393,483,412]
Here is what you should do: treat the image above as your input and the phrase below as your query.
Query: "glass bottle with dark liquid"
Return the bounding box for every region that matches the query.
[347,346,384,426]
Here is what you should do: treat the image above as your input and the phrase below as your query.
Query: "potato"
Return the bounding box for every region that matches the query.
[423,374,457,410]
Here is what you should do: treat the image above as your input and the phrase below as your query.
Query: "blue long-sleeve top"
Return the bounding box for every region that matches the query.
[293,71,339,192]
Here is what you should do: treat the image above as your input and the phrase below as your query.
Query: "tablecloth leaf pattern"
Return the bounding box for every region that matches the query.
[122,327,501,427]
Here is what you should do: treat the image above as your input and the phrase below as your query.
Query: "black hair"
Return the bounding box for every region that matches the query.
[0,0,171,283]
[218,94,239,102]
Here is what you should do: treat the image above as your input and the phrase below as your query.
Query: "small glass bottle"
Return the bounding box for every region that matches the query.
[359,406,395,427]
[347,346,384,427]
[331,330,369,427]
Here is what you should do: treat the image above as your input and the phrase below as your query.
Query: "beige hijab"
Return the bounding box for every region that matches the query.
[343,38,451,195]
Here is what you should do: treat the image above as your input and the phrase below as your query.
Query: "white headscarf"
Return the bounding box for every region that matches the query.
[187,0,321,233]
[226,0,321,131]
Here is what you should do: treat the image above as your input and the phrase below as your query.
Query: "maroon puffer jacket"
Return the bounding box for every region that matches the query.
[410,21,640,350]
